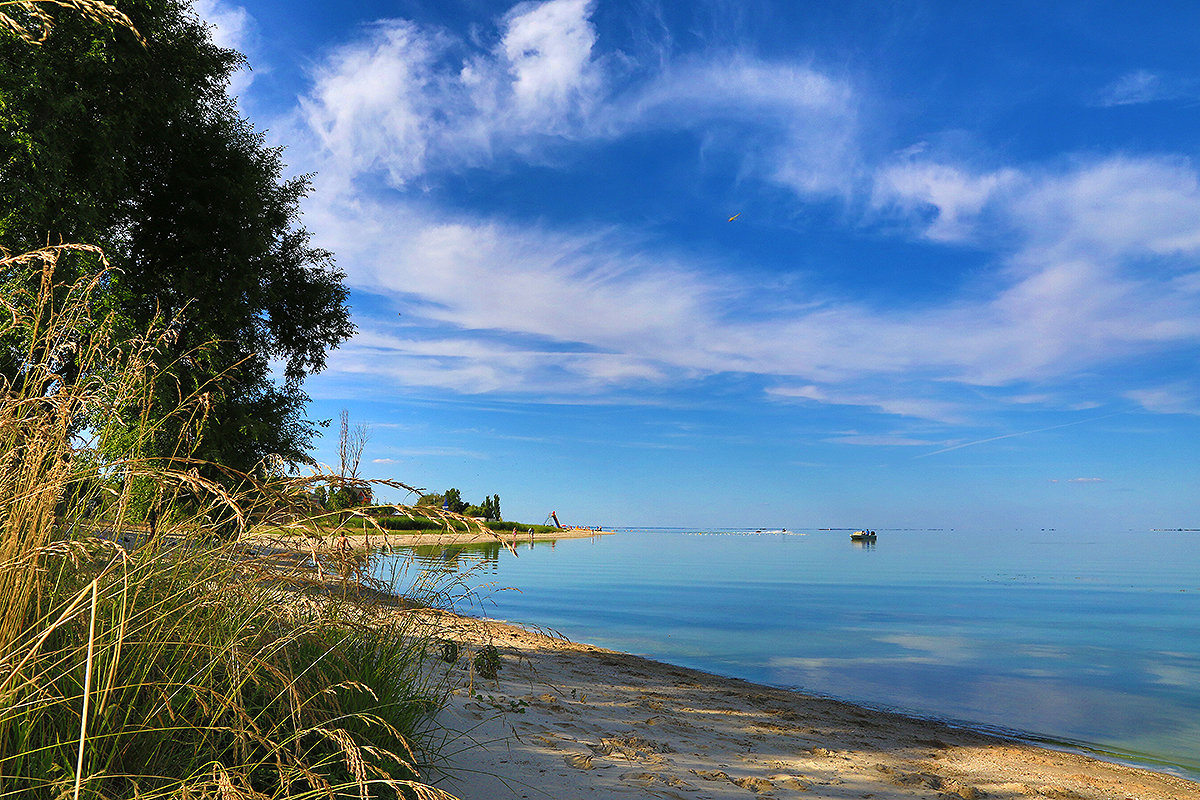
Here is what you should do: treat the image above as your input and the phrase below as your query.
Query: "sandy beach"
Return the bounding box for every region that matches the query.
[426,612,1200,800]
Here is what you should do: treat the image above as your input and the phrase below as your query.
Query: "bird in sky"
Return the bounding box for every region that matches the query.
[728,213,740,222]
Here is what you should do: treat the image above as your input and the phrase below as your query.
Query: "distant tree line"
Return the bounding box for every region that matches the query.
[417,489,502,521]
[310,485,372,512]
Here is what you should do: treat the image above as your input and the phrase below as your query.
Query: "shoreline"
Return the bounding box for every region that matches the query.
[428,612,1200,800]
[243,526,616,551]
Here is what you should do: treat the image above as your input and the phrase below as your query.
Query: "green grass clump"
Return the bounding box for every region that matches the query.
[472,645,502,681]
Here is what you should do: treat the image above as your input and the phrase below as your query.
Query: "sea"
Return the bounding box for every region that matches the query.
[373,527,1200,781]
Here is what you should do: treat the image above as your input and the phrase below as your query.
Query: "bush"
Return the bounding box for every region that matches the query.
[473,644,502,680]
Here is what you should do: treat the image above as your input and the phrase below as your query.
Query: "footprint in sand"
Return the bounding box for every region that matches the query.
[733,775,777,794]
[691,769,731,781]
[594,736,673,764]
[563,753,594,770]
[619,771,691,788]
[875,765,981,800]
[691,769,801,795]
[768,773,811,791]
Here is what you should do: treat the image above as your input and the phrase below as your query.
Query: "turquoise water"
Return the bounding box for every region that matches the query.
[378,528,1200,779]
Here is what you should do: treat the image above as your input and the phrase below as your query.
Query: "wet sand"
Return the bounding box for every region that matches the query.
[427,613,1200,800]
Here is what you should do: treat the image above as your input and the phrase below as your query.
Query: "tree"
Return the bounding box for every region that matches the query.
[440,488,466,514]
[337,409,369,479]
[481,494,501,521]
[415,492,443,508]
[0,0,353,473]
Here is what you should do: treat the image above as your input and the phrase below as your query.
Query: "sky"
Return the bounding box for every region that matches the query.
[195,0,1200,529]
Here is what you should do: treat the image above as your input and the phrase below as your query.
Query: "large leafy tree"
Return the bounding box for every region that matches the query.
[0,0,352,471]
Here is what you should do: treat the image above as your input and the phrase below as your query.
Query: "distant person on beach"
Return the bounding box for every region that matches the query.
[147,506,158,539]
[335,531,350,553]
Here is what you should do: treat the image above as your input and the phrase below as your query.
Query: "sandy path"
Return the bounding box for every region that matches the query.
[425,613,1199,800]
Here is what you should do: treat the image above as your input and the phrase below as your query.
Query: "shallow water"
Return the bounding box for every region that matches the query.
[376,527,1200,779]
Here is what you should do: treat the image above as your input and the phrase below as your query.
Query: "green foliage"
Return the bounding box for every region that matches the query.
[473,643,502,680]
[442,488,466,513]
[483,493,501,521]
[417,488,501,520]
[0,0,353,474]
[327,486,357,511]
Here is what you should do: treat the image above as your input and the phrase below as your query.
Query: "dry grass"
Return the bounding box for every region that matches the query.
[0,248,497,798]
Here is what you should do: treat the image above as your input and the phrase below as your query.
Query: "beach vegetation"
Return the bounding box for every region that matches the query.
[472,645,502,680]
[0,7,494,798]
[0,246,474,798]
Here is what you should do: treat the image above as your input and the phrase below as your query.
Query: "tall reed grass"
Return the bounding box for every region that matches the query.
[0,248,473,798]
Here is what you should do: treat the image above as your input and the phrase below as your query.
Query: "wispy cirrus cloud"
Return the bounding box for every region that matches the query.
[1092,69,1196,107]
[824,434,944,447]
[279,0,1200,429]
[292,0,860,194]
[767,385,967,424]
[1125,384,1200,415]
[872,161,1019,242]
[296,0,607,189]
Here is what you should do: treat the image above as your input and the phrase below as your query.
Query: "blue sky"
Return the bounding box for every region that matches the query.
[197,0,1200,529]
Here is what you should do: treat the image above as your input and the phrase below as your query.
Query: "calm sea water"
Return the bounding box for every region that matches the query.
[375,527,1200,780]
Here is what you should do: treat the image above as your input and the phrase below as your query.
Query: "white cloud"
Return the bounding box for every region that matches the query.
[294,1,860,198]
[1094,70,1181,107]
[768,385,967,423]
[287,1,1200,423]
[501,0,600,118]
[298,0,606,189]
[864,155,1200,385]
[872,162,1019,242]
[824,435,943,446]
[302,156,1200,414]
[1014,157,1200,259]
[1125,385,1200,415]
[632,56,860,196]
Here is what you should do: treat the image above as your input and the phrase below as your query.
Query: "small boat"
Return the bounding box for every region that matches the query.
[850,530,877,541]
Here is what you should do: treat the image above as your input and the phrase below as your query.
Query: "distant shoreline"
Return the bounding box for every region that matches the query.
[242,525,617,550]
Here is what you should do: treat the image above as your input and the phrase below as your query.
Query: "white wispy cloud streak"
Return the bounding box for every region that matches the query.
[1093,69,1195,107]
[276,0,1200,426]
[914,413,1125,459]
